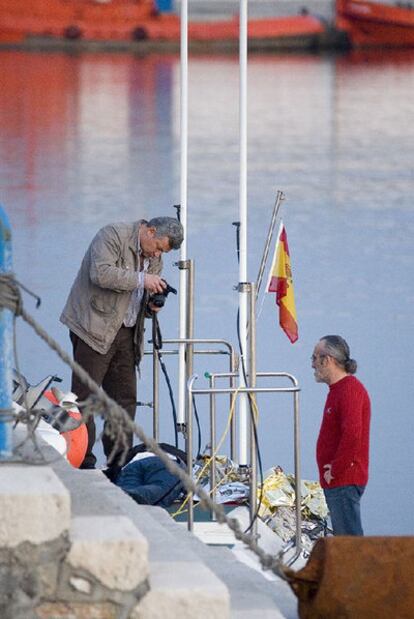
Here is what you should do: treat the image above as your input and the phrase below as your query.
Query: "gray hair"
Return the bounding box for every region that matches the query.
[320,335,357,374]
[147,217,184,250]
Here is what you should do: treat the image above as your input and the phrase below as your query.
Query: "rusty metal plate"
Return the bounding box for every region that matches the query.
[287,536,414,619]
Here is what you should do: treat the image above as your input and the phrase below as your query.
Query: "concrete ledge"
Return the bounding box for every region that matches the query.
[0,465,70,547]
[45,454,296,617]
[132,561,230,619]
[67,515,149,591]
[92,474,294,617]
[150,507,298,619]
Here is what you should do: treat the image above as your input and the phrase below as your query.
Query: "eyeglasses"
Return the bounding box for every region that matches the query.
[311,353,327,362]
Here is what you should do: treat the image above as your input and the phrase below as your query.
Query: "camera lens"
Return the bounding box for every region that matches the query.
[151,294,165,308]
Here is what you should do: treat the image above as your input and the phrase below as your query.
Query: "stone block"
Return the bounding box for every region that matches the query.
[0,466,70,547]
[67,516,148,591]
[131,561,230,619]
[0,535,69,619]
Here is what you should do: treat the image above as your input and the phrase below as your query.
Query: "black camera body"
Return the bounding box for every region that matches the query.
[149,280,177,308]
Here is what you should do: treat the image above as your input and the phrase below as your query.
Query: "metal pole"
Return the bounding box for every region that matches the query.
[152,346,159,441]
[190,386,299,395]
[186,259,195,531]
[255,190,284,300]
[230,349,237,460]
[177,0,188,427]
[0,206,13,459]
[238,0,249,467]
[209,374,217,520]
[163,338,236,357]
[186,260,195,389]
[293,389,302,558]
[247,283,258,537]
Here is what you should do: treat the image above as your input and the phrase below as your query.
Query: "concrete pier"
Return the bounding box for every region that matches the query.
[0,427,298,618]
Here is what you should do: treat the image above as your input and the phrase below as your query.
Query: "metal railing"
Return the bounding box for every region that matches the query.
[144,338,238,446]
[187,371,302,560]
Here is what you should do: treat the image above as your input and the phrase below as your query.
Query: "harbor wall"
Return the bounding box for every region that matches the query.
[0,428,295,619]
[0,430,152,619]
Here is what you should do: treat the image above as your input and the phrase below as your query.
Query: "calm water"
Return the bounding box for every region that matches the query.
[2,49,414,535]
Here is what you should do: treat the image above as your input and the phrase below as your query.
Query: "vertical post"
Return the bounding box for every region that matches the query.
[247,283,258,537]
[185,259,195,531]
[230,350,238,461]
[293,389,302,556]
[152,347,159,441]
[185,260,195,395]
[238,0,249,467]
[0,206,13,459]
[177,0,188,428]
[209,374,216,520]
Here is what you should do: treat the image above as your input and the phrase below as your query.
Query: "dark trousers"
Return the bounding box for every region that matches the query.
[324,485,365,536]
[70,327,137,469]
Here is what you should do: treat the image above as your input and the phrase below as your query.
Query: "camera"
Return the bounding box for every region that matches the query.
[149,280,177,308]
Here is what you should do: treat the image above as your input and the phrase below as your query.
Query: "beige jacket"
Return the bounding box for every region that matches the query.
[60,221,162,364]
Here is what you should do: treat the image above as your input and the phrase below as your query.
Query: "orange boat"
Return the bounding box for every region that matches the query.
[336,0,414,47]
[0,0,326,48]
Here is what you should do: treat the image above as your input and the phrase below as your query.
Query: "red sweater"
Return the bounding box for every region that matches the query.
[316,375,370,489]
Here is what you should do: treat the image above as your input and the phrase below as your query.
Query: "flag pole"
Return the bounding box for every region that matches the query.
[264,219,284,293]
[238,0,249,467]
[177,0,188,428]
[255,190,284,301]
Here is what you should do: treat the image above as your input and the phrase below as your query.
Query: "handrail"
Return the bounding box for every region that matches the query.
[144,337,238,454]
[144,337,238,529]
[187,372,302,563]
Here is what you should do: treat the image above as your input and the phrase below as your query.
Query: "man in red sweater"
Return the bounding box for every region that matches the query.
[312,335,371,535]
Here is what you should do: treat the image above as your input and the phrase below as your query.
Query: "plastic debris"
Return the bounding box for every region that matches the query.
[192,455,328,556]
[258,467,328,550]
[215,482,250,504]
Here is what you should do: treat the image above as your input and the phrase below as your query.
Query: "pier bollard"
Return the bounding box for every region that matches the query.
[0,206,13,458]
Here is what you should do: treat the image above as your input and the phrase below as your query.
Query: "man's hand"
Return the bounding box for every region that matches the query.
[144,274,166,294]
[323,464,334,485]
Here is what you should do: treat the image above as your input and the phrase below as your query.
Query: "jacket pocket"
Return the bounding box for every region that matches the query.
[90,294,117,315]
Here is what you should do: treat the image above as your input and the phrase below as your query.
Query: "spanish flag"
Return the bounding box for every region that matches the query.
[267,222,298,343]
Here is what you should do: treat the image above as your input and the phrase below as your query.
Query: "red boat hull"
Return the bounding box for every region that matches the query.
[0,0,324,45]
[336,0,414,47]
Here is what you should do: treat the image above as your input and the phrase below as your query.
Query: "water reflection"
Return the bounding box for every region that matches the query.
[0,52,177,224]
[2,49,414,535]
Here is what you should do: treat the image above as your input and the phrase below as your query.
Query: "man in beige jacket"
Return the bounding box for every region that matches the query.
[60,216,184,469]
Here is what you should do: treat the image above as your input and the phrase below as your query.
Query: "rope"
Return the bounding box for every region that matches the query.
[0,273,294,583]
[0,274,23,315]
[0,408,16,422]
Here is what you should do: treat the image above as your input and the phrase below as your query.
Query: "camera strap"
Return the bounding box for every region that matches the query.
[152,313,163,351]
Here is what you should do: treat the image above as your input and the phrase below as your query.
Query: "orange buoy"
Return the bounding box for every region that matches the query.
[44,390,87,468]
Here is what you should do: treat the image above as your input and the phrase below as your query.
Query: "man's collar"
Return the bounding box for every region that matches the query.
[129,220,146,255]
